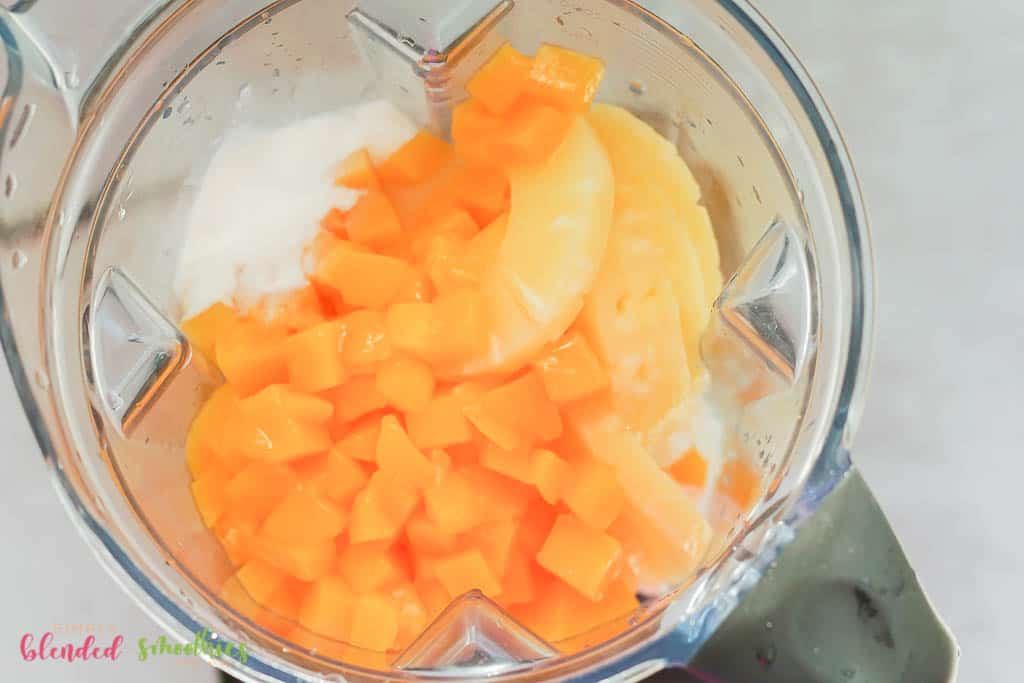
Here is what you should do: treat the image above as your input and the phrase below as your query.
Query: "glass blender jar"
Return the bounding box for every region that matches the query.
[0,0,957,680]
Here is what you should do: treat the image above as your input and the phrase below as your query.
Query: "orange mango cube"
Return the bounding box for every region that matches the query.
[480,443,534,484]
[191,470,229,528]
[405,392,475,450]
[476,371,563,445]
[326,375,390,427]
[468,519,519,577]
[411,208,478,261]
[340,310,393,371]
[225,462,299,521]
[462,466,533,523]
[498,552,538,607]
[331,415,382,462]
[298,575,356,641]
[261,490,347,544]
[467,43,533,115]
[452,166,509,229]
[717,458,760,510]
[377,130,453,186]
[338,541,409,594]
[343,189,403,247]
[669,447,708,489]
[415,578,451,621]
[285,320,347,393]
[530,448,571,504]
[254,537,336,582]
[423,469,482,535]
[536,514,623,601]
[324,449,370,504]
[391,583,429,650]
[238,385,333,462]
[526,44,605,112]
[375,355,435,414]
[235,559,286,604]
[186,384,239,479]
[563,458,625,531]
[405,510,459,555]
[349,593,400,651]
[434,549,502,599]
[181,302,236,365]
[375,414,435,490]
[317,246,414,310]
[335,147,381,190]
[532,331,608,403]
[216,318,288,396]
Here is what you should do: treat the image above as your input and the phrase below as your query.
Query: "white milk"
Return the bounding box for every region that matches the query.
[175,100,417,319]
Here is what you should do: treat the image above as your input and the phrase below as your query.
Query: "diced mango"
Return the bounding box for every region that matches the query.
[424,233,471,294]
[254,537,336,582]
[340,310,392,371]
[317,246,414,310]
[480,442,534,484]
[236,559,286,604]
[324,449,370,504]
[462,466,533,523]
[377,130,453,186]
[215,510,259,567]
[386,301,434,357]
[532,331,608,403]
[717,458,760,510]
[375,356,435,414]
[263,285,327,334]
[186,384,240,479]
[375,414,435,490]
[342,189,403,247]
[536,514,623,601]
[526,44,605,112]
[216,317,288,396]
[452,166,510,227]
[261,489,347,544]
[434,549,502,599]
[516,498,558,556]
[335,147,381,190]
[510,574,636,647]
[467,43,533,115]
[392,583,429,650]
[411,208,478,261]
[259,578,306,637]
[452,99,574,169]
[669,447,708,489]
[298,575,356,641]
[331,415,382,461]
[394,270,434,303]
[468,519,518,577]
[563,458,625,531]
[349,593,400,651]
[181,302,236,365]
[326,375,390,427]
[415,578,451,621]
[191,469,230,528]
[338,541,409,593]
[423,469,482,535]
[405,510,459,555]
[474,371,563,447]
[429,288,487,361]
[530,448,570,504]
[348,471,417,544]
[498,552,538,607]
[406,392,475,450]
[238,385,333,462]
[225,462,298,521]
[285,320,347,393]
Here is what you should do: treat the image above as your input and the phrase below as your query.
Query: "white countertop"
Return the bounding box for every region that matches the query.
[1,1,1020,681]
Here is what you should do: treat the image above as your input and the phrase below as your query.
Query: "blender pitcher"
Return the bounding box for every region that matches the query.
[0,0,958,681]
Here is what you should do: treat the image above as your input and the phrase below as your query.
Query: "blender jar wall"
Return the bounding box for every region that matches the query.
[0,0,873,680]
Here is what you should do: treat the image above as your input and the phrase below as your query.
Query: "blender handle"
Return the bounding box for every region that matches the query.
[682,468,959,683]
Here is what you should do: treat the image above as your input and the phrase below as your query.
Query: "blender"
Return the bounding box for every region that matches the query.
[0,0,959,680]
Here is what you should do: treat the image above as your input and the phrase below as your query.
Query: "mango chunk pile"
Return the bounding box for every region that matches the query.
[183,42,743,657]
